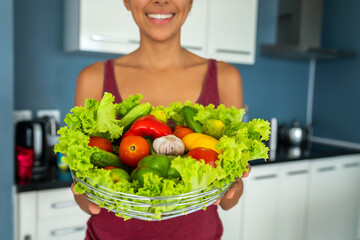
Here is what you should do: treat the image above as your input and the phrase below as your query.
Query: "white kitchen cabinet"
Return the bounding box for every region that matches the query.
[241,164,280,240]
[16,188,89,240]
[276,161,310,240]
[180,0,208,57]
[241,161,311,240]
[64,0,258,65]
[306,155,360,240]
[208,0,258,64]
[218,194,245,240]
[17,191,37,240]
[64,0,139,54]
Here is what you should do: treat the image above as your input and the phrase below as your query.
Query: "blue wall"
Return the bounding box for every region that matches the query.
[0,0,14,238]
[313,0,360,143]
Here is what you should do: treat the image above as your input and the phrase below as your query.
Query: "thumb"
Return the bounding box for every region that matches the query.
[88,201,101,215]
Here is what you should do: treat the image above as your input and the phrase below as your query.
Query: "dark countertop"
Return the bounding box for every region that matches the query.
[16,142,360,193]
[250,141,360,166]
[16,163,73,193]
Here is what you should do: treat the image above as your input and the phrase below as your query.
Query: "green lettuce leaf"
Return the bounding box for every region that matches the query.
[63,92,123,141]
[171,156,226,192]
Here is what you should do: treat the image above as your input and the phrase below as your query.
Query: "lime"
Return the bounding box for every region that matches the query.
[149,109,168,123]
[202,119,225,139]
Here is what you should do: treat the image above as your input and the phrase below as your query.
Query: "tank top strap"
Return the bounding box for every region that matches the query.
[197,59,220,107]
[103,59,122,103]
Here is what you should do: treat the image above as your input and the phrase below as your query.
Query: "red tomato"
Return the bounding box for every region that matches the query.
[119,136,150,168]
[174,127,194,139]
[174,125,187,131]
[88,136,113,153]
[187,147,218,168]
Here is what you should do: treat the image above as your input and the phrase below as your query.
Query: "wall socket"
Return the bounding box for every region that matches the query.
[36,109,61,123]
[13,110,33,125]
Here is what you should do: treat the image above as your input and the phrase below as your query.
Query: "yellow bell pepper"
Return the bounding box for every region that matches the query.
[181,133,223,154]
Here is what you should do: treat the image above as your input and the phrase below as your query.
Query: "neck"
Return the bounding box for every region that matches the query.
[135,32,186,71]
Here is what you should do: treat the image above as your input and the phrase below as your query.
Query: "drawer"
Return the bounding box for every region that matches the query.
[37,188,86,220]
[37,215,89,240]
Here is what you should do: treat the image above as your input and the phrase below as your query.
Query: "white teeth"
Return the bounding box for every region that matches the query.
[147,13,173,20]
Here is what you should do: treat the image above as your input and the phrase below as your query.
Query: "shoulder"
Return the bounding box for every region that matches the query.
[216,61,242,85]
[216,61,243,108]
[74,61,105,106]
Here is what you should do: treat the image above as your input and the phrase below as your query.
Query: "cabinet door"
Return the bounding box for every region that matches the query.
[306,157,339,240]
[17,192,37,240]
[241,164,280,240]
[181,0,208,57]
[306,155,360,240]
[37,188,89,220]
[208,0,258,64]
[218,195,245,240]
[38,215,88,240]
[334,155,360,240]
[65,0,139,54]
[276,161,310,240]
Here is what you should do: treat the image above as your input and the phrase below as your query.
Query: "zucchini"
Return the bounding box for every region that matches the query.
[90,149,131,172]
[119,102,152,129]
[181,106,203,133]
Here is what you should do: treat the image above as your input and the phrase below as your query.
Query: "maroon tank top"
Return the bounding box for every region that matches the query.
[85,59,222,240]
[102,59,220,106]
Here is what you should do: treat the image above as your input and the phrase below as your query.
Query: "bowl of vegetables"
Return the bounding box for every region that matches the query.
[55,92,270,221]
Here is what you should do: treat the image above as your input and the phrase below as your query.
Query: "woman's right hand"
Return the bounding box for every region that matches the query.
[71,183,101,215]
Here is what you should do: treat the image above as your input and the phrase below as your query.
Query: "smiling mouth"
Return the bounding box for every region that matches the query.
[146,13,175,20]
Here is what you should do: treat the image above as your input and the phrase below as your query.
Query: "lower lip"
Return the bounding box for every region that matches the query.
[147,15,174,25]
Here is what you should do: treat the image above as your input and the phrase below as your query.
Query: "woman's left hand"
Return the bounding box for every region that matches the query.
[213,165,251,210]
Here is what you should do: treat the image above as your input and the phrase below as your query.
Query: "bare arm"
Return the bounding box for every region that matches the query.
[74,62,104,107]
[71,62,104,215]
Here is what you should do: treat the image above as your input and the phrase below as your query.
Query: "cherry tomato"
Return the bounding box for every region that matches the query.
[88,136,113,153]
[119,136,150,168]
[187,147,218,168]
[174,127,194,139]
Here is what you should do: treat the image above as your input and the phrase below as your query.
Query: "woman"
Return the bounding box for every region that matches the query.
[72,0,250,239]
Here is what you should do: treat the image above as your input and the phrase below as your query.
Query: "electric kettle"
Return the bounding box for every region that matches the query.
[16,119,49,179]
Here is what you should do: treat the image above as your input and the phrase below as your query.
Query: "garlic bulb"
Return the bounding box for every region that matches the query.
[153,135,185,156]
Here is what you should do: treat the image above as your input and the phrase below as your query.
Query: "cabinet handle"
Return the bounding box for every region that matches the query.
[24,235,31,240]
[254,174,277,180]
[287,169,308,176]
[318,166,336,172]
[216,48,251,55]
[51,200,77,209]
[51,226,86,236]
[343,162,359,169]
[90,34,139,44]
[182,45,202,51]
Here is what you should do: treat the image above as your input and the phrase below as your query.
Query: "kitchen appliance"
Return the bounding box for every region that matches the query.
[260,0,356,60]
[279,120,308,146]
[15,119,49,179]
[268,118,278,161]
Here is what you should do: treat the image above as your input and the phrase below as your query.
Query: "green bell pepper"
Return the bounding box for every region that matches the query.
[130,154,180,186]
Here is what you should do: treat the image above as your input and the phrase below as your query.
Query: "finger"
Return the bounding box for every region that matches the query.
[241,165,252,178]
[213,197,222,205]
[71,183,81,196]
[88,202,101,215]
[225,179,244,199]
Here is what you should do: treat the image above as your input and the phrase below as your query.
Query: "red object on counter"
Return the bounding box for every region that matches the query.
[15,145,34,179]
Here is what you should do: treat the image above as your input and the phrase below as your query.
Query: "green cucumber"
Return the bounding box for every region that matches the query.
[90,149,131,172]
[181,106,203,133]
[119,102,152,129]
